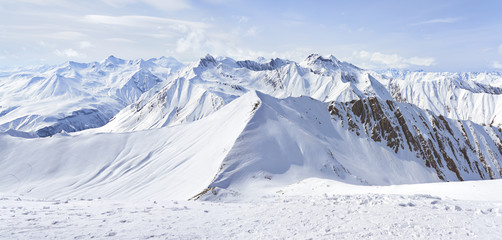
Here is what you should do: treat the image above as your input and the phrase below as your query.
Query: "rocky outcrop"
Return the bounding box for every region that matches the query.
[329,97,502,181]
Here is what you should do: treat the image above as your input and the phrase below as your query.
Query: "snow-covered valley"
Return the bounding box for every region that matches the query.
[1,54,502,239]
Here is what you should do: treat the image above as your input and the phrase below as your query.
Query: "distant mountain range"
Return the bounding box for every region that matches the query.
[0,54,501,200]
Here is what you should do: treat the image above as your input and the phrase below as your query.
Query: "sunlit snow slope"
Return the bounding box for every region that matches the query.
[380,70,502,127]
[1,54,502,200]
[0,56,183,137]
[0,92,259,200]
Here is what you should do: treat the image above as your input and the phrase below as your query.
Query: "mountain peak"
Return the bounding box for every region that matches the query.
[203,54,215,61]
[327,54,341,63]
[103,55,126,65]
[303,54,341,65]
[195,54,218,68]
[67,60,89,69]
[235,57,289,71]
[301,54,343,72]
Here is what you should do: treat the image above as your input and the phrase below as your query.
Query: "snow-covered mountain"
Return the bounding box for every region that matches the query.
[0,56,183,137]
[2,89,501,201]
[97,54,391,132]
[1,54,502,201]
[378,70,502,127]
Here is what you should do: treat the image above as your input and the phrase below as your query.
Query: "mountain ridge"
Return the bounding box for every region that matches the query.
[1,54,502,200]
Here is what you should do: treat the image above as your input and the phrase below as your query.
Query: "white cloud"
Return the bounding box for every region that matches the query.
[141,0,190,11]
[106,38,135,43]
[79,41,92,49]
[246,27,259,36]
[101,0,137,7]
[54,48,80,58]
[407,56,436,66]
[176,30,208,53]
[17,0,74,7]
[38,41,49,47]
[82,15,209,29]
[412,17,462,26]
[202,0,229,3]
[238,16,249,23]
[49,31,86,40]
[493,61,502,69]
[353,50,436,69]
[102,0,190,11]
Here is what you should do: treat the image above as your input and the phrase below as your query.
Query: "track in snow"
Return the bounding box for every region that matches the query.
[1,179,502,239]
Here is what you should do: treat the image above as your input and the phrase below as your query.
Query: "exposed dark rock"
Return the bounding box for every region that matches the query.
[328,97,502,181]
[36,109,109,137]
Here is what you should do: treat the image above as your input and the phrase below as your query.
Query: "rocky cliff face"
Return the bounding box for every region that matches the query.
[329,97,502,181]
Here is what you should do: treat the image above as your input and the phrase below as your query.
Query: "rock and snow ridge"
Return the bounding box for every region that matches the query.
[1,54,502,202]
[1,90,502,201]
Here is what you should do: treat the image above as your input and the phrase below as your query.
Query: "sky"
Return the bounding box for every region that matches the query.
[1,0,502,71]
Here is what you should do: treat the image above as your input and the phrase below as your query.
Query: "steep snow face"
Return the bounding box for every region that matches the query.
[101,54,392,132]
[2,54,502,201]
[203,92,502,196]
[0,56,183,136]
[97,76,237,132]
[378,70,502,127]
[0,91,448,200]
[1,90,502,200]
[206,92,440,196]
[0,91,260,200]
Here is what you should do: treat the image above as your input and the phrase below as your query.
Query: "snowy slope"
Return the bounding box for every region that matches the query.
[1,54,502,202]
[100,54,502,135]
[0,91,415,199]
[98,54,392,132]
[0,91,260,200]
[3,54,502,136]
[3,89,500,201]
[1,179,502,239]
[379,70,502,127]
[0,56,183,137]
[197,92,502,198]
[205,92,440,196]
[329,96,502,181]
[1,91,432,200]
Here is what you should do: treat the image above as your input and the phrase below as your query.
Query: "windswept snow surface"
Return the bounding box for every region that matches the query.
[0,92,260,200]
[1,179,501,239]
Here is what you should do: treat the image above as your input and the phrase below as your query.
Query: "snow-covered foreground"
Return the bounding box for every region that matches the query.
[2,54,502,239]
[1,179,501,239]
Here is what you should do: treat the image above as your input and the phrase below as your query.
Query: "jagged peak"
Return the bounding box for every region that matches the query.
[102,55,126,65]
[301,53,363,73]
[202,54,216,61]
[255,56,268,64]
[195,54,218,68]
[327,54,341,63]
[302,53,341,67]
[305,53,321,60]
[236,57,289,71]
